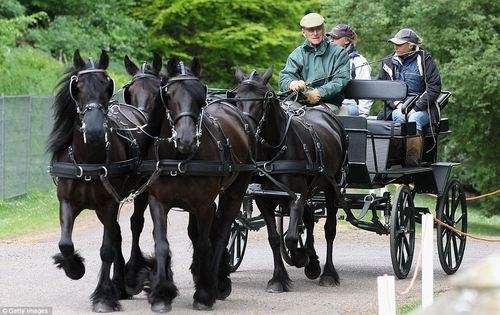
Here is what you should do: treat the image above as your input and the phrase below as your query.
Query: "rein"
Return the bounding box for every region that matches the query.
[235,78,343,199]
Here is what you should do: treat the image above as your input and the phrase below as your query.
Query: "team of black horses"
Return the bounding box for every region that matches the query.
[47,50,348,312]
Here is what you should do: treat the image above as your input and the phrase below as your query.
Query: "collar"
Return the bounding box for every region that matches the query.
[302,37,329,54]
[392,46,420,65]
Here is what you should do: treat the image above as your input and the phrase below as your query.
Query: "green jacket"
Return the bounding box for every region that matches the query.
[279,37,350,106]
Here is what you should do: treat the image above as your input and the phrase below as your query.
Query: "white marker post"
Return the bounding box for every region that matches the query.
[377,274,395,315]
[422,213,434,308]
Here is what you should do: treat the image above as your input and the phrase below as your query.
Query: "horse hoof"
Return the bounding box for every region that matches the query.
[216,286,232,300]
[125,285,143,296]
[266,282,284,293]
[92,302,117,313]
[319,275,338,287]
[151,301,172,313]
[304,260,321,280]
[66,264,85,280]
[192,301,213,311]
[292,255,310,268]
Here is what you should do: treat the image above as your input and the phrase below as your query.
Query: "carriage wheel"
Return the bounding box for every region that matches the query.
[437,178,467,275]
[390,184,416,279]
[227,196,251,272]
[276,206,307,266]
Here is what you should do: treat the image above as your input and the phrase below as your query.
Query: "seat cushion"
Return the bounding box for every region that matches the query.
[367,120,416,136]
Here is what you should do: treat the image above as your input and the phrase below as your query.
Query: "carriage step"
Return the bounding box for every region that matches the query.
[246,184,296,198]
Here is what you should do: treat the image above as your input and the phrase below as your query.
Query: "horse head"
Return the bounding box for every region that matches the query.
[161,56,206,155]
[234,66,274,128]
[123,52,163,113]
[70,49,114,146]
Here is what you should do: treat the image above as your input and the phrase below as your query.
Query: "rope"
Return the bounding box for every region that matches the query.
[465,188,500,201]
[397,230,424,296]
[426,188,500,201]
[433,216,500,242]
[397,212,500,296]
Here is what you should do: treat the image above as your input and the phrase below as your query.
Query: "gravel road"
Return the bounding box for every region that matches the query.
[0,204,497,315]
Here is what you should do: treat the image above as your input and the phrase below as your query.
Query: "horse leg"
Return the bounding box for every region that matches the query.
[125,191,151,295]
[147,196,177,313]
[188,211,200,284]
[211,179,251,301]
[53,200,85,280]
[111,222,131,300]
[286,197,309,268]
[256,199,292,293]
[91,206,122,312]
[303,205,321,280]
[191,207,216,310]
[319,190,340,286]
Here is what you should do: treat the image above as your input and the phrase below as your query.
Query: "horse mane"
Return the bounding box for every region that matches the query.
[46,66,78,159]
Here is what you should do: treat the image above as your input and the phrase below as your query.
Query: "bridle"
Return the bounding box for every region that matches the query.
[236,72,290,149]
[159,74,206,149]
[69,68,114,144]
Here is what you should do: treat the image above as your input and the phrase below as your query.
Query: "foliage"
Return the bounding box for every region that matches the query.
[322,0,500,215]
[25,0,148,65]
[0,0,498,214]
[0,11,48,48]
[0,46,61,95]
[0,0,26,18]
[137,0,323,88]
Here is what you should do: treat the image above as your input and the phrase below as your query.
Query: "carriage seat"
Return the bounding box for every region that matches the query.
[367,120,416,137]
[343,79,416,137]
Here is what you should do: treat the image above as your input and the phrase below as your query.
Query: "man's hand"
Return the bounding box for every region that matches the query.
[305,89,321,104]
[289,80,307,92]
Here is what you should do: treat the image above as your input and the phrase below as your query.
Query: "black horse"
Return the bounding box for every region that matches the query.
[234,67,348,291]
[47,50,149,312]
[138,57,254,312]
[121,52,165,295]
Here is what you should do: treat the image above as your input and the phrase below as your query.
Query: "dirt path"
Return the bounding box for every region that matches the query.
[0,205,497,314]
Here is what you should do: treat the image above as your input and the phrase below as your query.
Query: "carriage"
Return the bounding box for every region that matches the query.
[226,78,467,280]
[49,52,467,311]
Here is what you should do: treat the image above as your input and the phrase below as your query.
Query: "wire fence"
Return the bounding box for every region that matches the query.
[0,95,54,200]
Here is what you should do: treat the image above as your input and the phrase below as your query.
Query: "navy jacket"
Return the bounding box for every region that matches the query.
[376,47,442,125]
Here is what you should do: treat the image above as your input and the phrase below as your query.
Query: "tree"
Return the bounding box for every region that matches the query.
[322,0,500,214]
[23,0,148,74]
[138,0,323,87]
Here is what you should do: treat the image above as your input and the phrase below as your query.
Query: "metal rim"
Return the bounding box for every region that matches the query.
[437,178,467,274]
[390,184,416,279]
[227,197,251,272]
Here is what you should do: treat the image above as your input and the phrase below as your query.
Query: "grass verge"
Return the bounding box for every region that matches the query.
[0,189,60,238]
[1,186,499,239]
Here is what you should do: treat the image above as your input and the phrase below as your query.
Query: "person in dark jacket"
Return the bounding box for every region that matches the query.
[376,28,442,166]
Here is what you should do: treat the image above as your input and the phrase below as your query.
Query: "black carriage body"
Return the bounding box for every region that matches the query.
[228,79,467,280]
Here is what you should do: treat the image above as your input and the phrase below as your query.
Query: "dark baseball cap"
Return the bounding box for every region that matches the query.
[388,28,422,45]
[326,24,356,40]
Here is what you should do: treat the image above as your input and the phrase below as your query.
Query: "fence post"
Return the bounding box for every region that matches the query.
[377,274,396,315]
[422,213,434,308]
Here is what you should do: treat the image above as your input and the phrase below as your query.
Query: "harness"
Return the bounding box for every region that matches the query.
[48,68,146,203]
[139,75,255,191]
[237,78,348,200]
[259,105,348,200]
